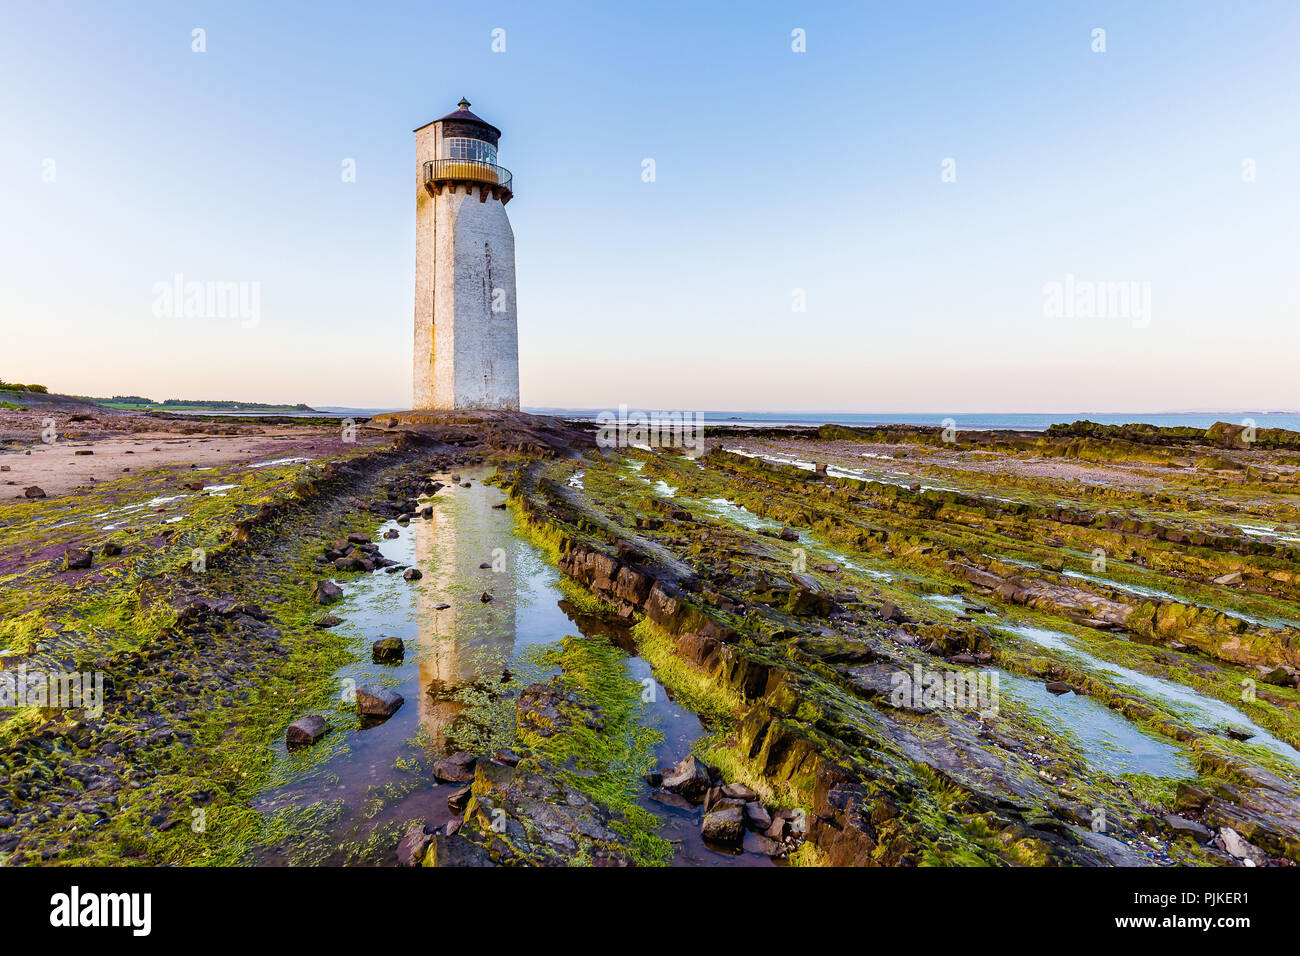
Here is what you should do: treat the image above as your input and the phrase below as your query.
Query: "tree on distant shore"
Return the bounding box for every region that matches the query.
[0,378,48,393]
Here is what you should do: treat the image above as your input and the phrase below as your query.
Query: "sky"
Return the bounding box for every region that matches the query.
[1,0,1297,413]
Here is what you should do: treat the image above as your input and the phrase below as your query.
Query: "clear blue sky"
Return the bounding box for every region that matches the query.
[2,0,1297,412]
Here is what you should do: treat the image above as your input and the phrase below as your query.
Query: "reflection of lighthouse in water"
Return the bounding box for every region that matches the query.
[412,478,518,751]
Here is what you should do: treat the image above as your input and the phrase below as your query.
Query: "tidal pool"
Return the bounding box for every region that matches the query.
[251,466,771,865]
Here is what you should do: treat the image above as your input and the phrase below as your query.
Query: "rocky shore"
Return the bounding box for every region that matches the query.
[4,408,1300,867]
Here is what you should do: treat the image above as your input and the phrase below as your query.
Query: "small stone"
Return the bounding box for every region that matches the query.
[403,568,423,581]
[286,715,330,748]
[447,786,472,813]
[434,602,451,610]
[433,752,477,783]
[372,637,404,663]
[101,541,123,556]
[1213,571,1243,586]
[347,532,371,544]
[721,782,758,801]
[424,833,494,867]
[313,615,343,628]
[644,771,663,788]
[480,592,493,603]
[74,449,94,456]
[479,562,492,569]
[396,822,434,867]
[743,801,772,831]
[778,527,799,542]
[356,684,403,718]
[384,528,400,539]
[661,755,711,801]
[1045,680,1072,695]
[701,804,745,846]
[1163,814,1212,839]
[24,486,46,499]
[64,549,93,570]
[1216,827,1268,865]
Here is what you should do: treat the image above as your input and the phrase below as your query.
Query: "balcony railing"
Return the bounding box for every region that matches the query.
[423,159,513,200]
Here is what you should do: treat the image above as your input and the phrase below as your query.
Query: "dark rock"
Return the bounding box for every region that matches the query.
[644,771,663,788]
[447,785,472,813]
[372,637,404,663]
[101,541,124,556]
[778,527,799,542]
[424,834,494,868]
[480,592,493,602]
[1164,814,1212,839]
[878,602,911,624]
[286,715,330,748]
[403,568,423,581]
[433,752,477,783]
[356,684,403,718]
[1045,680,1072,695]
[396,822,434,866]
[744,801,772,831]
[661,754,711,801]
[384,528,400,539]
[312,580,343,605]
[64,549,93,570]
[701,804,745,846]
[23,486,46,498]
[313,615,343,628]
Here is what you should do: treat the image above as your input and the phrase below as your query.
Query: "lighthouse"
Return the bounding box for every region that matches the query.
[413,99,520,410]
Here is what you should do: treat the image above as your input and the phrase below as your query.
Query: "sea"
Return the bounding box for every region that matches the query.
[299,408,1300,433]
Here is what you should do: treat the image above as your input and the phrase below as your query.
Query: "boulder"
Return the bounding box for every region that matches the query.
[24,486,46,499]
[403,568,423,581]
[286,715,330,748]
[372,637,404,663]
[356,684,403,718]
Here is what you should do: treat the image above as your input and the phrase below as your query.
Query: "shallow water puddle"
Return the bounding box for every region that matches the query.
[996,672,1192,778]
[252,467,769,865]
[1000,622,1300,765]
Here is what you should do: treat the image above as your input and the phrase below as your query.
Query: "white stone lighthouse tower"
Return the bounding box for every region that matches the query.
[413,98,519,410]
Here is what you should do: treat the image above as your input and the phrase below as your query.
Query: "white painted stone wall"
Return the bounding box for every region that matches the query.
[413,123,520,410]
